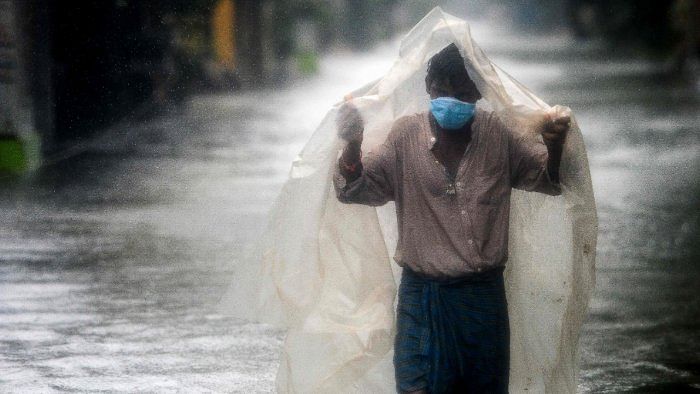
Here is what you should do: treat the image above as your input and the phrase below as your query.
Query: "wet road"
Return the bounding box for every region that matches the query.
[1,23,699,393]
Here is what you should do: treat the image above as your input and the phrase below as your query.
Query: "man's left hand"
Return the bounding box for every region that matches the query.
[542,115,570,147]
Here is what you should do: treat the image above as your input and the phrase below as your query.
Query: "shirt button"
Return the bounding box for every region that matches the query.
[468,239,474,245]
[430,137,436,142]
[456,182,462,187]
[476,267,482,272]
[461,210,466,215]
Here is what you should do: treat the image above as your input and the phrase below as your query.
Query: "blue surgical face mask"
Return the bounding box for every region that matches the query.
[429,97,476,130]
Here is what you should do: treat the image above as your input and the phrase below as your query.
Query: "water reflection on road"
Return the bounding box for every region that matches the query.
[1,23,699,392]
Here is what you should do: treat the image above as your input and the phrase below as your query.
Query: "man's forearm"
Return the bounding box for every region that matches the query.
[339,141,363,183]
[545,141,562,184]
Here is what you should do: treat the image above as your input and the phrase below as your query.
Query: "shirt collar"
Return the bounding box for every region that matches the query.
[424,109,481,151]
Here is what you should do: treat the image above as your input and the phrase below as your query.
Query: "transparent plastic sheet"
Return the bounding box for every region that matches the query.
[219,7,597,393]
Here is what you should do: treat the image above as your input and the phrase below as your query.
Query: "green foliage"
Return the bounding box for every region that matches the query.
[295,50,319,75]
[0,137,27,173]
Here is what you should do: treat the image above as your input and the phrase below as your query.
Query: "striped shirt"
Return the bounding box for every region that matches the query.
[334,109,561,279]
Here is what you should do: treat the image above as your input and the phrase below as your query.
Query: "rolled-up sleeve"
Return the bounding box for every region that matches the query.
[505,120,562,196]
[333,125,400,206]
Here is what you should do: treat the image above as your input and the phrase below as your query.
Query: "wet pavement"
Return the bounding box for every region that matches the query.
[1,22,699,393]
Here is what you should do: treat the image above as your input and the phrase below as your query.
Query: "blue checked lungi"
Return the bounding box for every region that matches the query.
[393,267,509,393]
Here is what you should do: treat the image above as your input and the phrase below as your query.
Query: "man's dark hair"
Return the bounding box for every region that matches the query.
[426,43,473,88]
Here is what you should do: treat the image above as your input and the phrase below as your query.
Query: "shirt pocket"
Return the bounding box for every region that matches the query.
[471,175,508,241]
[415,156,451,198]
[475,174,508,206]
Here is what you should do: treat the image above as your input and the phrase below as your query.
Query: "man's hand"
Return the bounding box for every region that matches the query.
[541,113,570,184]
[336,102,364,182]
[541,114,570,147]
[337,102,364,144]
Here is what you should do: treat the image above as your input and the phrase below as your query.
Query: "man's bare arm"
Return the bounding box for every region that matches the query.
[541,114,570,184]
[334,102,398,206]
[337,103,364,182]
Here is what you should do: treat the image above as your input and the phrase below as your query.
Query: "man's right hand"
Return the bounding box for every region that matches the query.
[336,102,364,144]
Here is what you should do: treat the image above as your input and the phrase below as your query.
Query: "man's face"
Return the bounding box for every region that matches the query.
[427,75,481,103]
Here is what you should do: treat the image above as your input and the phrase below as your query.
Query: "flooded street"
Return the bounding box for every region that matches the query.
[1,22,699,393]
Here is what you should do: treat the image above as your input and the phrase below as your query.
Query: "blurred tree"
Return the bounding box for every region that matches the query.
[668,0,699,73]
[565,0,685,56]
[566,0,698,73]
[344,0,404,49]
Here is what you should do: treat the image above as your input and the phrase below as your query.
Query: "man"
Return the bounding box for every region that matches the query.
[334,44,570,393]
